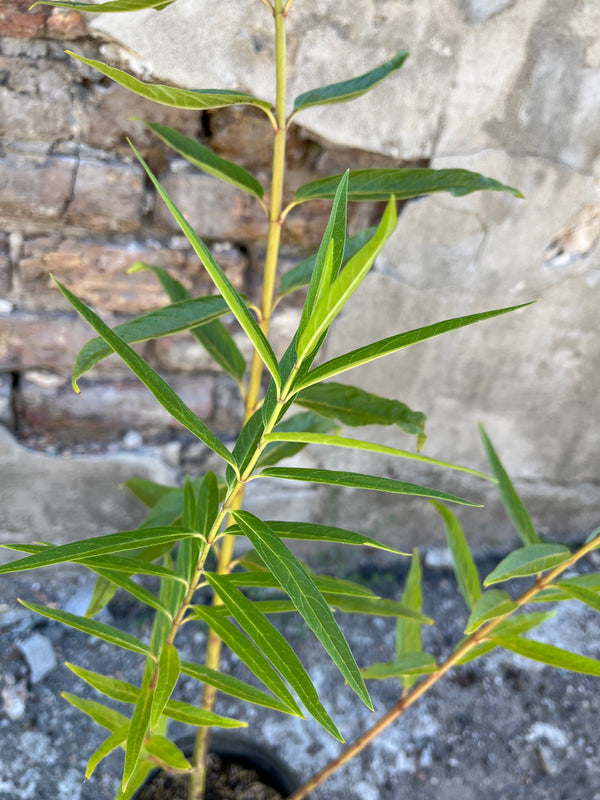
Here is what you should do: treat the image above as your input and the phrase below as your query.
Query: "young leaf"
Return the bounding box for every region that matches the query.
[362,652,438,680]
[295,302,536,390]
[123,682,153,789]
[144,736,190,771]
[164,698,246,728]
[20,600,153,658]
[479,425,541,545]
[66,663,139,704]
[483,544,571,586]
[396,549,424,690]
[130,144,280,391]
[431,501,481,610]
[86,726,129,780]
[293,50,409,113]
[533,574,600,603]
[257,467,481,507]
[257,412,339,469]
[296,198,397,361]
[72,296,231,383]
[552,580,600,614]
[33,0,174,11]
[53,277,236,468]
[231,510,373,711]
[464,589,518,634]
[151,644,180,729]
[142,121,265,200]
[180,662,302,716]
[279,227,376,298]
[295,382,425,440]
[66,52,272,113]
[294,168,523,204]
[85,576,118,618]
[62,692,129,732]
[206,573,343,740]
[491,636,600,677]
[117,761,155,800]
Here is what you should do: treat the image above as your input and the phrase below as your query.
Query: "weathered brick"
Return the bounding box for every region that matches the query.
[0,151,76,222]
[0,1,49,39]
[0,235,10,294]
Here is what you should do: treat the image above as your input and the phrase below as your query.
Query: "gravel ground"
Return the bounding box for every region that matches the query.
[1,550,600,800]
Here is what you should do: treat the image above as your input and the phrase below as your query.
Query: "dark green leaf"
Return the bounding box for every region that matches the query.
[431,501,481,610]
[124,477,174,509]
[484,544,571,586]
[124,682,153,788]
[323,594,432,623]
[464,589,518,634]
[151,644,180,729]
[293,50,409,112]
[85,576,118,618]
[396,549,424,690]
[491,636,600,676]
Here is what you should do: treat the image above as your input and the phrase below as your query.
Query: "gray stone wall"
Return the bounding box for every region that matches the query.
[1,0,599,550]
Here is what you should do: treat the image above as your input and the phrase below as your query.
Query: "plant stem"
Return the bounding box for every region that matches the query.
[286,537,599,800]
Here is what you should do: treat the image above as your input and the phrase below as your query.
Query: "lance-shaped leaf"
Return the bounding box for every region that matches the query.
[454,610,555,665]
[86,576,118,618]
[164,699,246,728]
[396,549,424,690]
[224,570,377,599]
[85,566,171,617]
[257,467,481,507]
[123,681,153,789]
[129,263,246,384]
[323,594,432,623]
[479,425,541,546]
[362,653,438,680]
[295,302,536,390]
[206,573,342,740]
[181,662,301,716]
[431,501,481,610]
[118,761,155,800]
[279,227,376,298]
[151,644,180,729]
[86,726,128,780]
[464,589,518,634]
[533,574,600,603]
[555,580,600,614]
[62,692,129,732]
[143,121,264,200]
[130,145,280,390]
[293,50,409,113]
[66,663,139,704]
[33,0,174,11]
[21,600,153,658]
[257,412,339,469]
[484,544,571,586]
[232,510,373,711]
[294,168,523,204]
[491,636,600,677]
[296,198,397,361]
[144,736,190,771]
[585,526,600,546]
[66,52,272,113]
[72,296,231,383]
[229,408,265,478]
[53,277,236,467]
[295,382,425,440]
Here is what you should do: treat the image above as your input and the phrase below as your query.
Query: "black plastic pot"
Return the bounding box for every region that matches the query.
[134,731,301,799]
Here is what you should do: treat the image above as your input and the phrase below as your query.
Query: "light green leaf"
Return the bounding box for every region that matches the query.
[293,50,409,112]
[232,510,373,711]
[296,198,397,361]
[323,594,432,623]
[83,554,187,584]
[484,544,571,586]
[130,145,280,390]
[86,726,128,780]
[295,302,536,390]
[556,581,600,614]
[206,573,342,740]
[224,570,376,599]
[362,653,438,680]
[164,699,246,728]
[491,636,600,676]
[86,567,170,617]
[144,736,190,771]
[257,412,339,469]
[533,574,600,603]
[479,425,541,545]
[143,121,264,200]
[85,576,118,618]
[585,526,600,546]
[33,0,174,11]
[279,227,377,298]
[66,663,139,703]
[294,168,523,204]
[295,382,425,440]
[396,549,423,690]
[66,52,271,112]
[62,692,129,732]
[151,644,180,729]
[117,761,154,800]
[464,589,518,634]
[431,501,481,610]
[124,682,153,789]
[180,661,302,716]
[21,600,153,658]
[454,611,556,665]
[257,467,481,507]
[72,296,231,383]
[53,277,236,467]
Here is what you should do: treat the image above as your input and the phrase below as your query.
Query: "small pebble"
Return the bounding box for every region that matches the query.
[122,430,143,450]
[1,674,28,720]
[18,633,57,684]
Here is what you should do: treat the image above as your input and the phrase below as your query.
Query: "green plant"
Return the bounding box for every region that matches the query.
[2,1,599,799]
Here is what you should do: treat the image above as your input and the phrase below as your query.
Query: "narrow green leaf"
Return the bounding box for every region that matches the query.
[232,510,373,711]
[257,412,339,469]
[323,593,432,623]
[33,0,173,11]
[86,726,128,780]
[296,198,397,361]
[257,467,481,507]
[479,425,541,545]
[118,762,155,800]
[294,50,409,112]
[555,581,600,614]
[164,699,246,728]
[491,636,600,676]
[195,472,219,538]
[295,382,425,440]
[483,544,571,586]
[230,408,265,477]
[72,296,231,383]
[454,610,556,665]
[66,52,272,112]
[224,570,376,599]
[464,589,518,634]
[61,692,129,733]
[431,501,481,610]
[53,277,236,467]
[294,168,523,203]
[144,736,190,771]
[88,567,171,617]
[362,653,438,680]
[295,302,536,390]
[124,477,174,509]
[396,549,423,690]
[180,662,302,716]
[585,526,600,546]
[151,645,180,729]
[279,227,376,297]
[85,576,118,618]
[83,554,187,584]
[66,663,139,704]
[182,476,196,530]
[206,573,342,740]
[191,606,302,716]
[143,121,264,200]
[130,145,280,391]
[21,600,153,658]
[124,682,153,789]
[533,574,600,603]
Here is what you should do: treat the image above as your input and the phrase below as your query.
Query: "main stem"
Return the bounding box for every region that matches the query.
[188,4,288,799]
